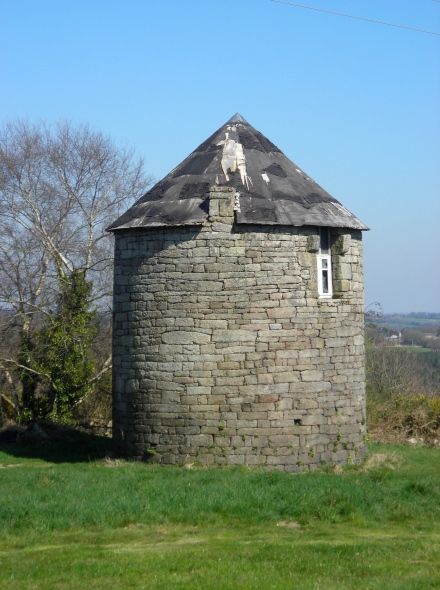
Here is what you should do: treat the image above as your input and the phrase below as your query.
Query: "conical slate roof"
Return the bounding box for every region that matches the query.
[107,114,368,231]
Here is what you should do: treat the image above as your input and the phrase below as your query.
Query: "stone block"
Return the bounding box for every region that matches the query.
[276,398,293,410]
[162,331,211,345]
[213,330,257,343]
[300,414,326,426]
[258,394,279,404]
[208,199,219,217]
[301,370,324,382]
[187,434,214,446]
[295,399,319,410]
[185,386,212,396]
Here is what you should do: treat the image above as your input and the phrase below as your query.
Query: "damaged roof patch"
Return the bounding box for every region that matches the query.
[217,131,252,190]
[179,182,210,200]
[263,163,287,178]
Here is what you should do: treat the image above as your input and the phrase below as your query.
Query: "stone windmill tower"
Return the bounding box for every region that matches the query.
[107,114,369,470]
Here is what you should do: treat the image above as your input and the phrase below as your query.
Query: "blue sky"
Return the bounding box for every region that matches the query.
[1,0,439,313]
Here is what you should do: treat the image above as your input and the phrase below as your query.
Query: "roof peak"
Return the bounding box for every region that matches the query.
[226,113,249,124]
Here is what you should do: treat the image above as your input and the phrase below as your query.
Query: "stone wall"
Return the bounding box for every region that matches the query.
[112,187,367,470]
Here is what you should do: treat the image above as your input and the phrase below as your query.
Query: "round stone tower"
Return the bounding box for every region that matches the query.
[108,114,369,471]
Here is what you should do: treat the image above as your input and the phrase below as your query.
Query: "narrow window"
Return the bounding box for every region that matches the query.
[317,228,332,298]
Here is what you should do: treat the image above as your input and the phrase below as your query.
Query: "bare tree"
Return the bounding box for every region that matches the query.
[0,120,152,421]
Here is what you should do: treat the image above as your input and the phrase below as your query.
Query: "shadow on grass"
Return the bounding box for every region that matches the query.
[0,423,113,464]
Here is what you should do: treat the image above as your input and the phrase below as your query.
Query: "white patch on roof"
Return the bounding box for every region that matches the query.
[217,132,252,190]
[261,173,270,184]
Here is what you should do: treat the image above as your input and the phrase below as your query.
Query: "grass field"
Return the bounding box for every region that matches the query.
[1,431,439,589]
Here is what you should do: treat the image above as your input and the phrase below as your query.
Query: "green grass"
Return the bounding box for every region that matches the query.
[1,437,439,589]
[1,524,438,590]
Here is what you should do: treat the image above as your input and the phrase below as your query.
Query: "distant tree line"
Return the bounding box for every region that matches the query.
[366,316,440,352]
[401,328,440,350]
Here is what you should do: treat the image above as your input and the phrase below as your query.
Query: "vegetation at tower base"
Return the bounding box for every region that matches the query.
[18,271,98,422]
[0,119,152,424]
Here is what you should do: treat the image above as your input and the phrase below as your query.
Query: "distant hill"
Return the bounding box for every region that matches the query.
[380,313,440,330]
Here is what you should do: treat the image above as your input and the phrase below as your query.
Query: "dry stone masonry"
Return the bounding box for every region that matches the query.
[109,114,369,470]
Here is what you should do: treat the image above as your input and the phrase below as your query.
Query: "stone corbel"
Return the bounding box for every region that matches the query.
[306,234,320,253]
[332,234,351,255]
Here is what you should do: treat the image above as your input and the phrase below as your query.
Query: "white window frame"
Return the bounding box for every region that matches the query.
[317,227,332,298]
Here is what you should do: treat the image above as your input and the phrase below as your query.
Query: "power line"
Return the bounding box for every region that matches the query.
[270,0,440,36]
